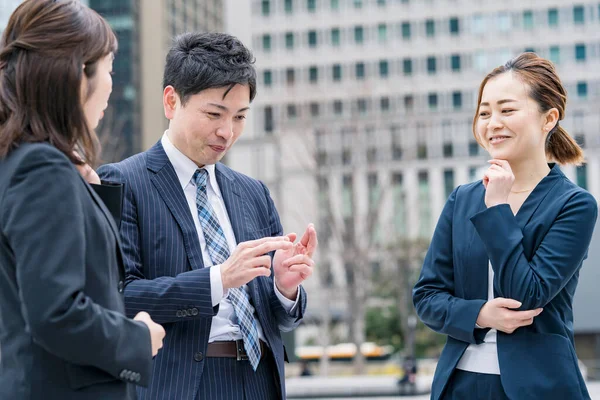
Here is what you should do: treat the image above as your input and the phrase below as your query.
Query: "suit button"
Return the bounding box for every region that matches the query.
[181,309,189,317]
[187,308,194,315]
[191,308,198,316]
[117,281,124,293]
[194,352,204,362]
[176,310,183,318]
[134,373,141,383]
[119,370,127,379]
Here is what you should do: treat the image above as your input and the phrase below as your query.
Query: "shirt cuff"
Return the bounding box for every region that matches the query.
[210,264,225,307]
[274,282,300,315]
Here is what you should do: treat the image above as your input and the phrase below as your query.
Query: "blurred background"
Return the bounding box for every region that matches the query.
[2,0,599,397]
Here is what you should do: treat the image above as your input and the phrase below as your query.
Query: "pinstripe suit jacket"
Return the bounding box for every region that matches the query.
[97,141,306,400]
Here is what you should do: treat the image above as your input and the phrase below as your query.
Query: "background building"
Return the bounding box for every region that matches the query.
[225,0,600,359]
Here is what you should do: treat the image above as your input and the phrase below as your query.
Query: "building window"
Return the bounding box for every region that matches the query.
[262,34,271,51]
[523,10,533,29]
[307,0,316,12]
[264,106,273,132]
[342,175,353,217]
[380,96,390,112]
[441,135,453,154]
[379,60,389,78]
[404,95,414,112]
[330,0,339,10]
[524,47,535,53]
[403,58,413,75]
[577,81,588,98]
[353,0,362,8]
[357,98,367,114]
[469,140,480,156]
[444,169,455,198]
[354,26,364,44]
[355,62,365,79]
[497,12,511,31]
[287,104,297,119]
[428,93,438,110]
[308,30,317,47]
[286,68,295,85]
[392,173,406,236]
[548,8,558,26]
[261,0,270,16]
[576,165,587,189]
[425,19,435,37]
[449,17,459,35]
[378,23,387,43]
[451,54,461,72]
[573,5,584,24]
[333,100,343,114]
[285,0,293,14]
[427,56,437,74]
[469,166,478,182]
[452,91,462,109]
[310,102,320,117]
[285,32,294,49]
[332,64,342,81]
[377,0,386,6]
[418,171,431,238]
[401,22,411,39]
[309,66,318,83]
[263,70,272,86]
[575,44,586,61]
[331,28,340,46]
[549,46,560,64]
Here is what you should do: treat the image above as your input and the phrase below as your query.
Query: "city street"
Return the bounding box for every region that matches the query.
[287,377,600,399]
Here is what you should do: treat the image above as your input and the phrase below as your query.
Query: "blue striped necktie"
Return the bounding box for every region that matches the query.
[193,168,262,370]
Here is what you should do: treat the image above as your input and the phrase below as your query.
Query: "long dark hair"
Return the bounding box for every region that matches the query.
[0,0,117,166]
[473,52,583,165]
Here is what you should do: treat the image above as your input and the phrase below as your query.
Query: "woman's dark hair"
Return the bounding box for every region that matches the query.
[0,0,118,166]
[473,52,583,165]
[163,32,257,105]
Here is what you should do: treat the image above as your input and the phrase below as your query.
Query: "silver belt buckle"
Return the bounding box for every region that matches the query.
[235,339,248,361]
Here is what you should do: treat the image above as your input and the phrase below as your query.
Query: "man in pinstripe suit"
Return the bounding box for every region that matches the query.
[97,32,317,400]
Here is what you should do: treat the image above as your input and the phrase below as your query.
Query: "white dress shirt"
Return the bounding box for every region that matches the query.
[456,261,500,375]
[161,132,299,342]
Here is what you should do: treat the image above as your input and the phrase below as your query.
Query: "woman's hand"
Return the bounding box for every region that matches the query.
[482,159,514,208]
[476,298,543,334]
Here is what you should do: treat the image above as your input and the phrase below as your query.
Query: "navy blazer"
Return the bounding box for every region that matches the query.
[0,143,152,399]
[98,141,307,400]
[413,165,597,400]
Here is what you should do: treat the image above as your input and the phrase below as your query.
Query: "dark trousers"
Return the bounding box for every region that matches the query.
[442,369,510,400]
[195,348,281,400]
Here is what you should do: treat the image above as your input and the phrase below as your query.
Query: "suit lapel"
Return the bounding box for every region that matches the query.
[146,142,205,270]
[215,164,262,302]
[514,164,562,229]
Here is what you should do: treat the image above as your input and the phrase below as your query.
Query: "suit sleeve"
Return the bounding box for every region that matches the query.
[1,147,153,384]
[260,182,307,332]
[470,191,598,310]
[413,187,489,344]
[97,163,218,324]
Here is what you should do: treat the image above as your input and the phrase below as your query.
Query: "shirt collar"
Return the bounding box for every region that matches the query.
[161,131,221,197]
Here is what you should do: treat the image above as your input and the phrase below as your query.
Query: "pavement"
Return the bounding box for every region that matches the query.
[286,376,600,399]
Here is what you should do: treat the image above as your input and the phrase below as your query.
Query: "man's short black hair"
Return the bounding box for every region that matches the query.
[163,32,257,105]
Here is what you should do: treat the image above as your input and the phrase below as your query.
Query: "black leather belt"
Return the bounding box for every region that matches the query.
[206,339,267,361]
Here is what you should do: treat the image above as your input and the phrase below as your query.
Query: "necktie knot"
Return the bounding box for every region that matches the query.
[193,168,208,190]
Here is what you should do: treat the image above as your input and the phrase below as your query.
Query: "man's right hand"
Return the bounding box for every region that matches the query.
[476,298,543,334]
[134,311,166,357]
[221,236,293,289]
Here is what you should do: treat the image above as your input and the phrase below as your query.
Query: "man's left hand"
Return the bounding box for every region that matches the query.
[273,223,318,300]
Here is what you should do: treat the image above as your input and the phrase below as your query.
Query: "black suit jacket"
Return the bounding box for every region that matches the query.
[0,143,152,399]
